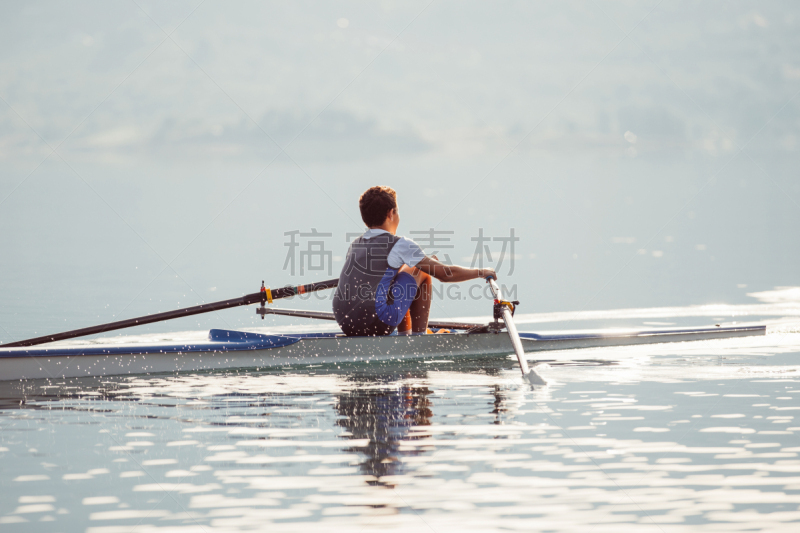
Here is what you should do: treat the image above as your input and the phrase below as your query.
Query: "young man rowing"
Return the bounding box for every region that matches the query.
[333,186,497,336]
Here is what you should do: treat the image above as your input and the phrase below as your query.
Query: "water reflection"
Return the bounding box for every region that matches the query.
[335,374,432,482]
[490,384,510,426]
[1,357,800,531]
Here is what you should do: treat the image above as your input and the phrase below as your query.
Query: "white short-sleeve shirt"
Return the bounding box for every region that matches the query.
[361,229,426,269]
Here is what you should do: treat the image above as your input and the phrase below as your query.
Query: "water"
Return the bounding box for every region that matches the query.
[2,297,800,532]
[3,2,800,530]
[3,1,800,342]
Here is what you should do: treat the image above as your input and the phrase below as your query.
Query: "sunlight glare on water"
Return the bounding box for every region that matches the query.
[1,307,800,532]
[2,2,800,531]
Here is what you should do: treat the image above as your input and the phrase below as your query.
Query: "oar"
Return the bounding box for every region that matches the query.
[486,278,542,384]
[1,279,339,348]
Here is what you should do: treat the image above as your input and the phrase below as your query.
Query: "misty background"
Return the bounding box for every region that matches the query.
[1,0,799,341]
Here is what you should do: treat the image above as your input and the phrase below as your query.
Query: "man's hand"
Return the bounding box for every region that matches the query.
[477,268,497,281]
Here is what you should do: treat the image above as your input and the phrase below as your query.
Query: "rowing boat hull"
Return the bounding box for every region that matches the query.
[0,325,765,381]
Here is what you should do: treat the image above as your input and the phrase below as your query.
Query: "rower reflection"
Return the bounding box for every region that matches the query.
[335,376,432,482]
[491,384,507,425]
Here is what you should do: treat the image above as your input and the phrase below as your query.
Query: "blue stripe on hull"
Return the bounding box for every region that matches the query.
[0,329,301,359]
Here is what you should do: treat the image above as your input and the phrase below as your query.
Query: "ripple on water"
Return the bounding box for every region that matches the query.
[0,356,799,531]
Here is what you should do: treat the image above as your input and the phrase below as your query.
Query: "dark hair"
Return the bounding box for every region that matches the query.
[359,186,397,227]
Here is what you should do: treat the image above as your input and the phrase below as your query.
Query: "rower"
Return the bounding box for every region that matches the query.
[332,186,496,336]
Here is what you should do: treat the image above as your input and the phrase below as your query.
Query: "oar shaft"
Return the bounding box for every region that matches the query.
[488,278,530,376]
[500,305,530,374]
[2,279,339,348]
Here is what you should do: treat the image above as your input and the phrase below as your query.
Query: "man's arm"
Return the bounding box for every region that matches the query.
[413,256,497,283]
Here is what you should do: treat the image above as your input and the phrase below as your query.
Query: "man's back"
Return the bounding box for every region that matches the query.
[333,231,402,336]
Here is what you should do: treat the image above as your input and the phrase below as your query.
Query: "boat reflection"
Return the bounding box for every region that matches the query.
[334,373,432,484]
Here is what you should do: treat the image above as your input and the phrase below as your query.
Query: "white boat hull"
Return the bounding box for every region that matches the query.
[0,325,765,381]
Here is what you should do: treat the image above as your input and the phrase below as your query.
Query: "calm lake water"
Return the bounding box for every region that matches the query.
[3,2,800,531]
[2,297,800,532]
